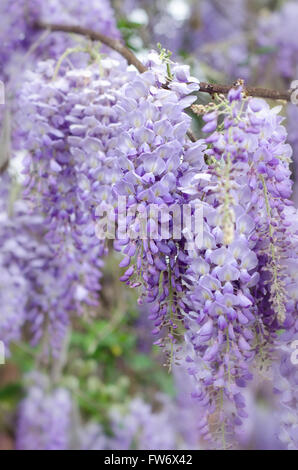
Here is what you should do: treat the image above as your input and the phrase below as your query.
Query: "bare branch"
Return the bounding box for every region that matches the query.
[198,82,291,102]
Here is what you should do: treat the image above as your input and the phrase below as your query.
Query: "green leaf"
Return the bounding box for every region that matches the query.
[255,46,277,55]
[0,383,23,402]
[130,354,154,372]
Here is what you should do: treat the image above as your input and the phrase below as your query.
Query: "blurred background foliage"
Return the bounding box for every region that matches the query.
[0,252,174,449]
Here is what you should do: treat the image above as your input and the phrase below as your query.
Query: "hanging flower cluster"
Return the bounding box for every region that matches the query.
[181,88,298,446]
[13,55,136,352]
[12,55,298,446]
[110,52,203,353]
[14,49,203,357]
[16,372,73,450]
[0,175,28,350]
[16,369,204,450]
[257,1,298,81]
[0,171,103,354]
[0,0,298,451]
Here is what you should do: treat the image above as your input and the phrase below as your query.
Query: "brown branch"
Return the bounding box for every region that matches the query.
[0,20,290,175]
[35,21,147,73]
[198,82,291,102]
[35,21,292,102]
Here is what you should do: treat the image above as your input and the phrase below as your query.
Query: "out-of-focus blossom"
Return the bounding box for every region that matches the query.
[257,2,298,81]
[16,373,73,450]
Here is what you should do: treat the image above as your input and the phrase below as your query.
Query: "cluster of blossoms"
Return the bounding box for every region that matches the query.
[257,1,298,81]
[15,47,204,356]
[113,0,252,80]
[0,0,120,156]
[179,88,298,447]
[16,363,287,451]
[274,331,298,450]
[14,55,138,351]
[16,372,73,450]
[1,0,298,451]
[271,207,298,450]
[0,170,103,354]
[0,2,122,350]
[0,0,119,82]
[4,38,130,352]
[12,50,298,449]
[187,0,250,80]
[0,174,28,349]
[16,369,203,450]
[110,52,203,352]
[255,2,298,196]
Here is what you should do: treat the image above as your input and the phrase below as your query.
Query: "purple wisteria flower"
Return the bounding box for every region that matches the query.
[14,57,138,353]
[110,51,202,353]
[15,368,204,451]
[0,170,104,354]
[6,2,298,448]
[188,0,251,80]
[0,0,120,83]
[108,368,203,451]
[16,372,73,450]
[179,88,298,447]
[0,174,28,350]
[257,2,298,81]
